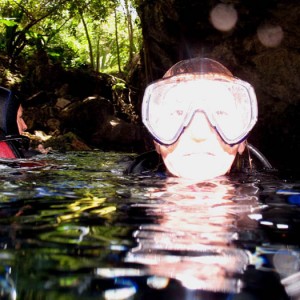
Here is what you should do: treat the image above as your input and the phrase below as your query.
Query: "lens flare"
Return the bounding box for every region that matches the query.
[257,24,284,47]
[210,4,238,32]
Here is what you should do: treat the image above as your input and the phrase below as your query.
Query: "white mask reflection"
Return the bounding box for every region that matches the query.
[125,176,260,293]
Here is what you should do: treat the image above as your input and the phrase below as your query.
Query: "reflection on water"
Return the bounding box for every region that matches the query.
[0,151,299,299]
[125,177,255,293]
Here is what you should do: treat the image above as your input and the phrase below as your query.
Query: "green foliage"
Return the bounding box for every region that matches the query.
[112,81,126,91]
[0,18,18,27]
[0,0,142,74]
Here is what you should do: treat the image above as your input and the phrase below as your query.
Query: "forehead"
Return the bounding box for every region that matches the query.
[148,73,237,97]
[163,58,233,78]
[156,73,235,88]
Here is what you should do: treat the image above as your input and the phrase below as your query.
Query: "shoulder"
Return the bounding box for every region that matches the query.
[232,143,275,173]
[0,135,33,159]
[124,150,166,176]
[0,140,18,158]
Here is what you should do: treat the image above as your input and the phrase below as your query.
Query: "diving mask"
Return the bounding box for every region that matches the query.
[142,72,258,145]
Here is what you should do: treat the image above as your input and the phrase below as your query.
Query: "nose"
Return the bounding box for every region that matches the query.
[185,112,213,142]
[19,119,28,134]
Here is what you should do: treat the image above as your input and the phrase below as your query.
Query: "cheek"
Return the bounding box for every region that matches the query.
[214,132,239,155]
[155,140,178,157]
[155,136,240,180]
[158,135,239,158]
[222,143,239,156]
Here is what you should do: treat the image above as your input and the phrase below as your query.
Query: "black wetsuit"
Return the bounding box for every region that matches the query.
[0,86,35,158]
[125,144,274,176]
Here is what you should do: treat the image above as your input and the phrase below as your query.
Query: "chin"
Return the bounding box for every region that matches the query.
[165,153,234,181]
[172,168,229,181]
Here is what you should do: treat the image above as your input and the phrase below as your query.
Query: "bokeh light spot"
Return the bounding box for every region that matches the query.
[210,4,238,32]
[257,24,284,47]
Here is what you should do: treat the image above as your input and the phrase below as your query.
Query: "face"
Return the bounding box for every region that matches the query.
[154,112,245,180]
[17,106,28,134]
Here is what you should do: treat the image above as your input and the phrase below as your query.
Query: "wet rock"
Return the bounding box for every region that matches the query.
[20,66,142,152]
[55,83,70,98]
[46,118,61,134]
[55,98,71,109]
[61,96,114,138]
[25,91,53,106]
[60,96,143,151]
[91,115,143,151]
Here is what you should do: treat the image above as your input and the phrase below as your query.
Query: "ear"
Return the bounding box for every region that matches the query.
[237,141,246,155]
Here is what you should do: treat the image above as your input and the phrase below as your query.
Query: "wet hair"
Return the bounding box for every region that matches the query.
[163,57,233,78]
[0,86,21,136]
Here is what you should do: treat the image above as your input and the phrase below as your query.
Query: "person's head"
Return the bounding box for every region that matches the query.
[0,86,27,136]
[142,57,258,180]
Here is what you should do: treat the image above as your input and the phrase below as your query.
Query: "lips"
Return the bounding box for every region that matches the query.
[183,151,217,157]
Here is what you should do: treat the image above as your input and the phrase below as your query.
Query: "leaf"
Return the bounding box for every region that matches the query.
[112,82,126,90]
[48,51,61,57]
[0,18,18,27]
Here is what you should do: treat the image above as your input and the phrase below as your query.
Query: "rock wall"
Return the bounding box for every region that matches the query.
[20,65,144,152]
[135,0,300,173]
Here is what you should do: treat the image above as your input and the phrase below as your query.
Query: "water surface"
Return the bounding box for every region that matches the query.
[0,151,299,300]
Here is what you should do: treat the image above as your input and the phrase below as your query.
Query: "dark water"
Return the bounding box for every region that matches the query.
[0,151,300,300]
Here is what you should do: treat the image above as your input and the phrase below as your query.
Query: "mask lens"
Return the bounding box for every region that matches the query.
[212,82,255,143]
[145,81,193,143]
